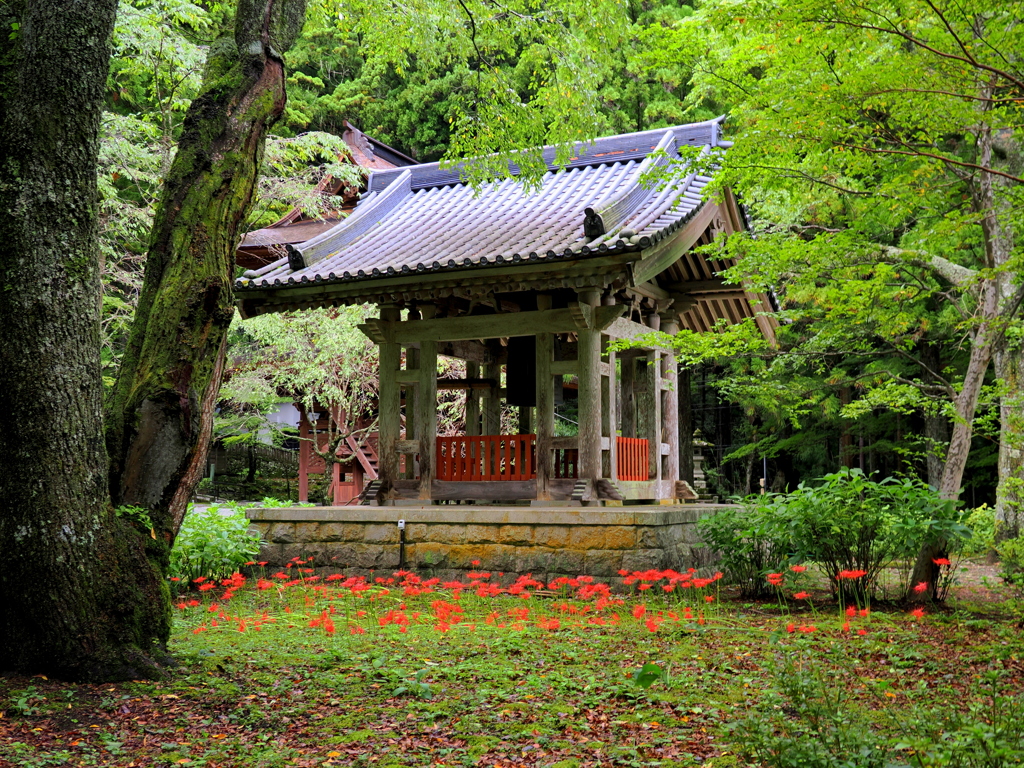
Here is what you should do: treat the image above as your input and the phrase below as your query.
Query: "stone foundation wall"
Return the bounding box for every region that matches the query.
[247,505,727,586]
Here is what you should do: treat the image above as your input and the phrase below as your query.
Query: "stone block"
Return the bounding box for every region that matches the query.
[363,524,399,544]
[621,548,667,572]
[513,547,556,574]
[409,542,449,569]
[636,526,662,548]
[293,522,320,544]
[568,525,636,550]
[423,524,467,545]
[267,522,297,544]
[407,523,429,540]
[343,543,387,569]
[532,526,569,549]
[498,525,533,545]
[465,524,500,544]
[319,523,363,542]
[583,549,623,577]
[544,549,585,575]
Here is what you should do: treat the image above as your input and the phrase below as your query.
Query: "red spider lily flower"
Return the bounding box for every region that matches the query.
[193,625,207,634]
[350,624,366,635]
[193,576,207,583]
[662,584,675,593]
[858,608,869,618]
[842,621,850,632]
[176,602,188,610]
[198,583,216,592]
[837,569,868,580]
[933,557,951,566]
[846,606,857,617]
[857,628,868,635]
[787,623,796,633]
[766,573,784,586]
[913,581,929,594]
[244,561,256,566]
[799,625,816,633]
[909,607,925,620]
[632,604,646,620]
[790,565,807,573]
[704,595,715,603]
[258,561,268,566]
[169,577,180,582]
[187,599,200,607]
[471,560,481,566]
[645,618,659,633]
[617,569,629,576]
[793,591,811,600]
[638,583,652,591]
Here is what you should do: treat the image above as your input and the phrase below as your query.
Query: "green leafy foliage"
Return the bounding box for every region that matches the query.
[702,470,968,601]
[697,501,789,598]
[730,652,1024,768]
[169,503,263,582]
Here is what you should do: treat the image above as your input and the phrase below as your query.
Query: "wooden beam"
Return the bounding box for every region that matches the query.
[632,202,718,285]
[436,378,499,391]
[626,281,671,301]
[438,339,493,362]
[483,359,501,435]
[550,360,578,376]
[369,305,625,344]
[604,317,674,350]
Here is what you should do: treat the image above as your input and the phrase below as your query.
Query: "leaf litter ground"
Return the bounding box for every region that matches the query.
[2,563,1022,768]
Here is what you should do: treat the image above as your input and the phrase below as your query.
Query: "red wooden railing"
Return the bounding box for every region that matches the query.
[435,436,648,482]
[436,435,535,481]
[616,437,649,481]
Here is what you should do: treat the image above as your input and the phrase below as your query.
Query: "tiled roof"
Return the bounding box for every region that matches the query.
[237,118,727,291]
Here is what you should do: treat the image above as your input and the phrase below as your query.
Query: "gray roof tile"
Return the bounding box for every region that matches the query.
[237,118,727,291]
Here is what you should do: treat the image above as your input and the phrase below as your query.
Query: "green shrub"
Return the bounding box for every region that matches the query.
[697,499,789,598]
[169,503,263,582]
[701,469,968,602]
[960,504,997,559]
[775,469,967,602]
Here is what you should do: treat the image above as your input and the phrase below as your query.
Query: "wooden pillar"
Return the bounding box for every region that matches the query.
[620,355,636,438]
[577,288,602,499]
[466,361,481,436]
[642,313,662,484]
[404,346,419,479]
[483,356,501,435]
[679,365,694,485]
[660,315,680,493]
[378,304,402,496]
[535,295,554,500]
[604,340,618,481]
[417,305,438,500]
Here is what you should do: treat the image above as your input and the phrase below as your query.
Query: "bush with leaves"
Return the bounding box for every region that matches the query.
[776,469,967,602]
[697,499,790,598]
[701,470,968,601]
[169,503,262,583]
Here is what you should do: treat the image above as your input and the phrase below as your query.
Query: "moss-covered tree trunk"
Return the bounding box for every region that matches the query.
[0,0,172,680]
[107,0,306,543]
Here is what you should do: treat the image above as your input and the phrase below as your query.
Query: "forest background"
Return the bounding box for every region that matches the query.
[101,0,1021,524]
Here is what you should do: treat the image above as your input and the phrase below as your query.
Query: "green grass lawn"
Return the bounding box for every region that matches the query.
[2,567,1022,768]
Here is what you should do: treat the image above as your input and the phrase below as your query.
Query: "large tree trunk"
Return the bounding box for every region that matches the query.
[106,0,306,543]
[0,0,171,680]
[994,339,1024,541]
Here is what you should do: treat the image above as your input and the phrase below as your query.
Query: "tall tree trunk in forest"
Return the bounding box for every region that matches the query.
[0,0,172,680]
[991,128,1023,542]
[912,120,1013,593]
[106,0,307,544]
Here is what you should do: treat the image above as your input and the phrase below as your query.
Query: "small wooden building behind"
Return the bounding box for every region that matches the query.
[236,117,773,505]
